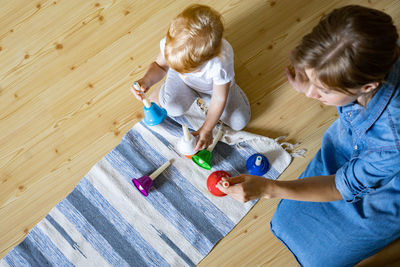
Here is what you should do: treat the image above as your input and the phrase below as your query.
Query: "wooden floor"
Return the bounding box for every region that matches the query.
[1,0,399,265]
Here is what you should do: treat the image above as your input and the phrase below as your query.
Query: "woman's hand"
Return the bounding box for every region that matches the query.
[217,174,343,203]
[216,174,272,203]
[130,78,150,101]
[285,65,310,93]
[192,127,213,151]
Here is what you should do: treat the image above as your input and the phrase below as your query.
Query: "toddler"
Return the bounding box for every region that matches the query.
[131,4,251,151]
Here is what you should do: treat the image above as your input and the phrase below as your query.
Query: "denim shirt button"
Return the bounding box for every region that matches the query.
[354,145,358,150]
[347,112,352,117]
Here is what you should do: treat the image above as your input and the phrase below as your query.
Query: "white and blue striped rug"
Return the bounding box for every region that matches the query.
[1,102,294,267]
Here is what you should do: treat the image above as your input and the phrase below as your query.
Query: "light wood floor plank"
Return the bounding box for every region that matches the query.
[1,0,399,265]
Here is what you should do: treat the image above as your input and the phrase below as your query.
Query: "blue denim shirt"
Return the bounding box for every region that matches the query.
[271,59,400,267]
[334,60,400,202]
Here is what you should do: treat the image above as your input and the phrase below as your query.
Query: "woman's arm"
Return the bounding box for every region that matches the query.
[193,82,230,151]
[273,175,342,201]
[217,174,342,203]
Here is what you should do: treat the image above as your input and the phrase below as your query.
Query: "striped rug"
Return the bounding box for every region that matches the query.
[1,101,294,267]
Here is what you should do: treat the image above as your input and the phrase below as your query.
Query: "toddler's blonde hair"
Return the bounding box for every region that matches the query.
[165,4,224,73]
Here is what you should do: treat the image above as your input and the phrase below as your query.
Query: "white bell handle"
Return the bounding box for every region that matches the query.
[182,124,191,142]
[133,82,151,108]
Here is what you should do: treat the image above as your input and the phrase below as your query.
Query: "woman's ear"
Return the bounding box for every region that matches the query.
[361,82,380,93]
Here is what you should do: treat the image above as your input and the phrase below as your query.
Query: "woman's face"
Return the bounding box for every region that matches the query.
[303,68,360,106]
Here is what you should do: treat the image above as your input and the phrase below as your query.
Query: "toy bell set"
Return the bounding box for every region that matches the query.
[132,83,270,197]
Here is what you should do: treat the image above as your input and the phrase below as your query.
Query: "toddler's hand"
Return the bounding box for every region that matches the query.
[285,65,310,93]
[130,79,149,101]
[192,128,213,151]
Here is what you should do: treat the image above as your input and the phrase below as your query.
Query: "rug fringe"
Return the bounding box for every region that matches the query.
[275,136,307,158]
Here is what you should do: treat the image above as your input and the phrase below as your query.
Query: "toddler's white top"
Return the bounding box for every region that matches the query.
[160,37,235,94]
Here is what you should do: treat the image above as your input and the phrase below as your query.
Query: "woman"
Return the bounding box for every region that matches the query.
[218,5,400,266]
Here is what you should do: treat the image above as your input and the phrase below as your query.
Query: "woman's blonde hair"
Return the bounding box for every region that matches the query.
[165,4,224,73]
[291,5,399,95]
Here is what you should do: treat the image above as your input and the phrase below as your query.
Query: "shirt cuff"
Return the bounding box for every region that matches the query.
[335,168,374,203]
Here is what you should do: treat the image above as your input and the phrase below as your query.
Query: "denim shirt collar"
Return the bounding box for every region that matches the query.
[337,59,400,136]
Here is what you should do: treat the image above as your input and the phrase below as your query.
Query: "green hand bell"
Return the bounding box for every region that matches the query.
[192,126,224,170]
